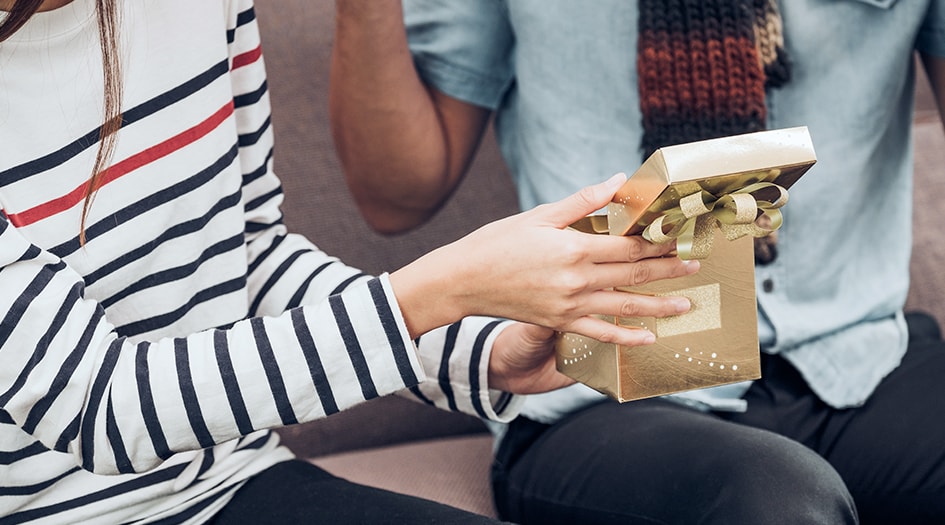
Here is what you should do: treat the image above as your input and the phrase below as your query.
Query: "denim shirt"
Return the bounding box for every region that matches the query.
[405,0,945,423]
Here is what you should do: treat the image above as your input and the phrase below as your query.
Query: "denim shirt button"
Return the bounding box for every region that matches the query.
[762,278,775,293]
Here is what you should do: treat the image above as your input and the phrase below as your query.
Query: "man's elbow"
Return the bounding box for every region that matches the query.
[355,197,439,235]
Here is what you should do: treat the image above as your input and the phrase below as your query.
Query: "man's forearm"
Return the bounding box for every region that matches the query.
[331,0,465,233]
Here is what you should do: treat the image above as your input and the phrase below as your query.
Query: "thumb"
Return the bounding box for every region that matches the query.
[535,172,628,228]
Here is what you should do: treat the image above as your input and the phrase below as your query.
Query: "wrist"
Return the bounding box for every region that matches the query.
[389,247,470,338]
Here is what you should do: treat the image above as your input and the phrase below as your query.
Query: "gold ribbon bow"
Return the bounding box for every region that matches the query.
[642,182,789,259]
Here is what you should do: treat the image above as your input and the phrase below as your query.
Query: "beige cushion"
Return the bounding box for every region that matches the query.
[309,434,498,518]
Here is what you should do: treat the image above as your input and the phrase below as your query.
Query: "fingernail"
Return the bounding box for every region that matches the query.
[683,259,701,274]
[671,297,691,313]
[642,331,656,344]
[606,172,627,189]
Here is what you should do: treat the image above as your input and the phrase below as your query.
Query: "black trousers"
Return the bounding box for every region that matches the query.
[493,326,945,524]
[209,460,507,524]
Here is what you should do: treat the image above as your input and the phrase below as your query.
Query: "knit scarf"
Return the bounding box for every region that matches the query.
[637,0,790,264]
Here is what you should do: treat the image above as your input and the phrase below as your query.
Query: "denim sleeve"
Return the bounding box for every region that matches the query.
[917,0,945,57]
[403,0,514,109]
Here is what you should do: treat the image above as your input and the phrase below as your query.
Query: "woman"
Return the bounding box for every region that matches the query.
[0,0,695,523]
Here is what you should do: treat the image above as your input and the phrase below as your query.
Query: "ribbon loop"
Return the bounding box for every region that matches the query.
[641,182,789,259]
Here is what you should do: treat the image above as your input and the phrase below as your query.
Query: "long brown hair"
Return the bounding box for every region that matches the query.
[1,0,123,245]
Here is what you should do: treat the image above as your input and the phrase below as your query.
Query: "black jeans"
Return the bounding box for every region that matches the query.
[209,460,506,524]
[493,324,945,524]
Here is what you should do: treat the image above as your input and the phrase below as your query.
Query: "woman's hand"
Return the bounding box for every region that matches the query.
[488,323,575,395]
[390,172,699,346]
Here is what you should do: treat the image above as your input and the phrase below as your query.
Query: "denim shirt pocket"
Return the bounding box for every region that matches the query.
[847,0,898,8]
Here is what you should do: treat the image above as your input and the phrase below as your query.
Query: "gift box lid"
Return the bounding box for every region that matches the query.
[609,127,816,236]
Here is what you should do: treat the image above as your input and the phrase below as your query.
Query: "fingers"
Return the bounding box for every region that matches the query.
[563,288,695,347]
[533,172,628,228]
[586,256,699,290]
[581,288,692,320]
[565,316,658,347]
[580,232,677,263]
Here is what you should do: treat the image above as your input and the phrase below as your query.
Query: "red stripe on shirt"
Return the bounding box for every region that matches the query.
[231,45,262,70]
[7,101,236,227]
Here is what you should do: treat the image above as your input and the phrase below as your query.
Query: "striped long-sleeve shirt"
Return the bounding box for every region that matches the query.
[0,1,520,523]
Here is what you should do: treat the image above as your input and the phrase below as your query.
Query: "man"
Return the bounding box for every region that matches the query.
[329,1,945,522]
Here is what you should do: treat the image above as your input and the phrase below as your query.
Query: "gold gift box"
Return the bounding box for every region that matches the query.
[556,127,817,402]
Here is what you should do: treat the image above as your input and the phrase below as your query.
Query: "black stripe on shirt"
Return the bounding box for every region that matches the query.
[246,231,286,277]
[241,147,274,186]
[237,115,271,147]
[175,338,215,449]
[116,276,246,337]
[285,261,336,310]
[469,320,503,419]
[0,260,67,349]
[0,441,47,465]
[367,278,420,387]
[0,60,229,186]
[407,385,435,406]
[80,336,126,472]
[226,6,257,44]
[54,144,240,262]
[18,244,42,262]
[0,466,81,496]
[135,342,173,460]
[213,329,254,436]
[100,233,244,309]
[329,295,378,400]
[237,431,272,452]
[245,217,282,234]
[291,308,339,416]
[23,308,104,435]
[248,248,310,315]
[234,80,268,109]
[437,323,461,412]
[493,391,513,414]
[249,317,298,426]
[146,483,237,525]
[105,395,134,474]
[243,185,281,213]
[0,281,82,406]
[55,413,80,453]
[196,445,216,478]
[2,463,189,524]
[329,273,368,296]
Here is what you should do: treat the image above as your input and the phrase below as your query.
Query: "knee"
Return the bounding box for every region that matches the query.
[710,434,857,525]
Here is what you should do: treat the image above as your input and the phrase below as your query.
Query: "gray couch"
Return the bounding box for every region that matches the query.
[257,0,945,518]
